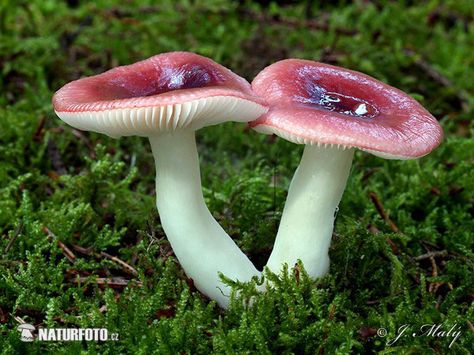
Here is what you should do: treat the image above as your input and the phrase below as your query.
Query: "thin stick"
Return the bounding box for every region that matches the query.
[414,250,448,261]
[100,251,138,276]
[71,244,93,256]
[4,222,24,254]
[428,255,439,293]
[58,241,76,263]
[404,49,470,111]
[42,227,76,263]
[368,192,400,233]
[71,277,142,287]
[33,116,46,142]
[72,245,139,276]
[238,8,358,36]
[13,316,26,324]
[429,256,438,277]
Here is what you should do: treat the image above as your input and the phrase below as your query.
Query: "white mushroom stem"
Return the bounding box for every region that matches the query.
[149,130,260,308]
[266,145,354,278]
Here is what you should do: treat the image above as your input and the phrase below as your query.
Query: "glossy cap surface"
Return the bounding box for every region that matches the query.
[251,59,443,159]
[53,52,267,137]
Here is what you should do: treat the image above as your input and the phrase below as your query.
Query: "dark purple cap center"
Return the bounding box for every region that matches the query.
[158,64,223,94]
[108,63,225,100]
[294,69,379,119]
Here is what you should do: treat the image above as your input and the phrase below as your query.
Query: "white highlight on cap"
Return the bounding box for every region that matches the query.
[354,103,368,116]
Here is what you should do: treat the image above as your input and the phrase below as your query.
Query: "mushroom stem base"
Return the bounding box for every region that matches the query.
[149,131,260,308]
[266,145,354,278]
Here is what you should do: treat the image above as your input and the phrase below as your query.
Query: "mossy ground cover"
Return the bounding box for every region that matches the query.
[0,0,473,353]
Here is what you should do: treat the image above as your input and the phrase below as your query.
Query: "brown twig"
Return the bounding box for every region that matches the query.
[72,244,139,276]
[405,50,453,87]
[428,255,439,293]
[238,8,358,36]
[71,244,93,256]
[429,256,438,277]
[71,276,142,288]
[100,251,138,276]
[362,168,381,182]
[404,49,470,111]
[419,245,451,294]
[385,238,399,254]
[13,316,26,324]
[414,250,448,261]
[4,222,24,254]
[368,192,400,233]
[101,4,358,36]
[42,227,76,263]
[58,241,76,263]
[33,116,46,142]
[366,300,381,305]
[294,263,300,285]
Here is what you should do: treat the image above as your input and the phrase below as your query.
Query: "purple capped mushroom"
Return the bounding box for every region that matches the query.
[53,52,268,307]
[250,59,443,278]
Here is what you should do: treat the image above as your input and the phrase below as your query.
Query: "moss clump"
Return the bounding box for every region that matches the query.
[1,0,473,353]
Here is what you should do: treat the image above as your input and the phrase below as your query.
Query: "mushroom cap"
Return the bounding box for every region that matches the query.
[53,52,267,138]
[250,59,443,159]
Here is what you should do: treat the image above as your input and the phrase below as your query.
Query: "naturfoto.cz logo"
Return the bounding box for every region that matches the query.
[17,324,119,342]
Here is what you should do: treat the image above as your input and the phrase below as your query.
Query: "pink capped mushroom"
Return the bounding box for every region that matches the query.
[251,59,443,278]
[53,52,267,308]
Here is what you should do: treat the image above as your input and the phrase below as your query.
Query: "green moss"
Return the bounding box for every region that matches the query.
[0,0,473,353]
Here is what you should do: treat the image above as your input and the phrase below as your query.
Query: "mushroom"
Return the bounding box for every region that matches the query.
[250,59,443,278]
[53,52,267,307]
[18,323,35,342]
